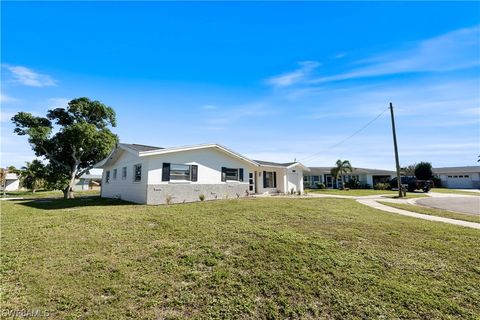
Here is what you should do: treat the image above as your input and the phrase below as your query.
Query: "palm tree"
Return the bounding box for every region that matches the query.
[20,160,46,193]
[331,160,353,189]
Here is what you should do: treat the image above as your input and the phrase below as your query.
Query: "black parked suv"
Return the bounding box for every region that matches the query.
[390,176,432,192]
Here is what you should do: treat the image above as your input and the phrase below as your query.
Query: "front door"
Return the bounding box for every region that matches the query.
[249,172,255,193]
[325,174,333,188]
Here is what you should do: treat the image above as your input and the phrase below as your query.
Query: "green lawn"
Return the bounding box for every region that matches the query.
[379,201,480,224]
[306,188,398,196]
[431,188,480,197]
[1,190,100,199]
[1,197,479,319]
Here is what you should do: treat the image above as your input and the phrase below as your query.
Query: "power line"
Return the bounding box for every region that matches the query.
[299,107,390,163]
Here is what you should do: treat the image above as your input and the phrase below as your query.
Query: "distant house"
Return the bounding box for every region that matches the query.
[304,167,395,189]
[73,173,102,191]
[95,143,309,204]
[433,166,480,189]
[1,173,20,191]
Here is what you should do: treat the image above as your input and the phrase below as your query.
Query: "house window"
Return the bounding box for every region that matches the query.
[465,175,469,178]
[122,167,127,180]
[170,164,192,181]
[162,163,198,182]
[133,164,142,182]
[221,167,244,182]
[105,171,110,184]
[263,171,276,188]
[113,169,117,180]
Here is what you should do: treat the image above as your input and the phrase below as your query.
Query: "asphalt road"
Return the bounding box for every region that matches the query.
[417,197,480,215]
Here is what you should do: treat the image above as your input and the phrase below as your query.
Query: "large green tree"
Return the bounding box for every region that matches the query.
[414,162,433,180]
[331,159,353,189]
[401,163,417,176]
[12,97,118,199]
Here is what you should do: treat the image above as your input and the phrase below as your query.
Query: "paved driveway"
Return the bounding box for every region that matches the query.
[416,197,480,215]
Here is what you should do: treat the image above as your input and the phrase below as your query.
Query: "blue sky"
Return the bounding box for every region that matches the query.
[1,2,479,169]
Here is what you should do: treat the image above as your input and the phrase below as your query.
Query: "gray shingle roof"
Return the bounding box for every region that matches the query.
[254,160,297,167]
[120,143,163,152]
[433,166,480,174]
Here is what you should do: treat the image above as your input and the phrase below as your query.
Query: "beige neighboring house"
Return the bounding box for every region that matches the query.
[433,166,480,189]
[2,173,20,191]
[95,143,309,204]
[73,173,102,191]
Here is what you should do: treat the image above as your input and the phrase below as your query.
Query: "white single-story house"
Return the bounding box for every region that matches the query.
[433,166,480,189]
[304,167,395,189]
[1,173,20,191]
[73,173,102,191]
[96,143,309,204]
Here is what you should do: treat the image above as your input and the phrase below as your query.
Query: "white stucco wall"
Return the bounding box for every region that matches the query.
[4,179,20,191]
[286,167,303,193]
[146,148,256,186]
[101,150,149,204]
[255,168,286,194]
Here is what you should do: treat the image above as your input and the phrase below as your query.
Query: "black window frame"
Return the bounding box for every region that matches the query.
[113,168,117,180]
[263,171,277,188]
[105,170,110,184]
[122,166,127,180]
[221,167,244,182]
[133,164,142,182]
[162,163,198,182]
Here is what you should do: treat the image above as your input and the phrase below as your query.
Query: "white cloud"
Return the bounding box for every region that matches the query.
[0,92,19,103]
[0,110,15,123]
[48,97,70,108]
[309,25,480,83]
[265,61,320,87]
[3,64,57,87]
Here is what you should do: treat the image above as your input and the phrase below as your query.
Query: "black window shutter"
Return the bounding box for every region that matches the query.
[273,172,277,188]
[239,168,244,182]
[162,163,170,181]
[221,167,226,182]
[263,171,267,188]
[191,165,198,182]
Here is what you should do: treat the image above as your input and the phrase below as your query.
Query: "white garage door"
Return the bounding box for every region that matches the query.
[446,175,473,189]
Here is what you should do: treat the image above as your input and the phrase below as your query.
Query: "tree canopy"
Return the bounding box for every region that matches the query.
[12,97,118,198]
[414,162,433,180]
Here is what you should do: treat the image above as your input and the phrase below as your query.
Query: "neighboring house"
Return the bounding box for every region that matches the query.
[1,173,20,191]
[73,173,102,191]
[304,167,395,189]
[433,166,480,189]
[96,143,309,204]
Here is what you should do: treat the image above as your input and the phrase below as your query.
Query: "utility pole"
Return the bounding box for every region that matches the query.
[389,102,403,198]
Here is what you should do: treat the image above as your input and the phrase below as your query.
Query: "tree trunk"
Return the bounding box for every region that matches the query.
[63,187,74,199]
[63,170,77,199]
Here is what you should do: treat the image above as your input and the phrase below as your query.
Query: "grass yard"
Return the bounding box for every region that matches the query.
[431,188,480,197]
[379,201,480,224]
[1,190,100,199]
[1,197,479,319]
[306,188,398,196]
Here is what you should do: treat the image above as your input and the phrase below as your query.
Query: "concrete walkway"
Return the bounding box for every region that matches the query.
[357,198,480,230]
